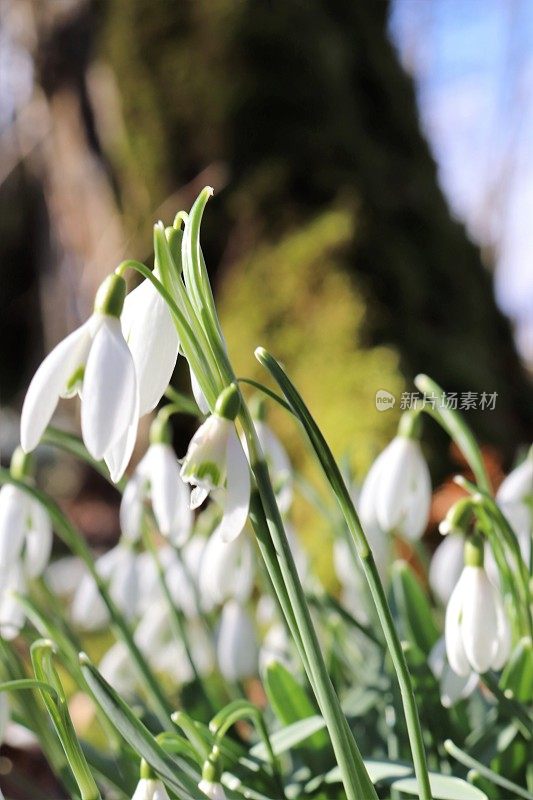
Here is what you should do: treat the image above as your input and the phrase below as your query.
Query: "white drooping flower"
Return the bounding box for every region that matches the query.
[428,637,478,708]
[71,542,139,630]
[429,533,465,606]
[241,417,293,514]
[199,526,255,610]
[99,641,138,696]
[0,562,26,640]
[20,274,138,483]
[121,272,179,418]
[131,778,171,800]
[359,434,431,541]
[198,780,227,800]
[45,556,86,597]
[120,435,192,546]
[181,388,250,542]
[0,484,52,579]
[259,623,292,674]
[217,600,258,682]
[496,453,533,508]
[445,544,511,676]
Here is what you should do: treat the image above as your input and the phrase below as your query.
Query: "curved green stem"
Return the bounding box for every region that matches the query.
[444,739,533,800]
[256,348,432,800]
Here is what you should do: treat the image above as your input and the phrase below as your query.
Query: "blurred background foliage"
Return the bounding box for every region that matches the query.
[1,0,532,485]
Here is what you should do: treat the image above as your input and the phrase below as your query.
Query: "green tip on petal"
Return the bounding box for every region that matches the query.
[94,273,126,317]
[215,385,241,421]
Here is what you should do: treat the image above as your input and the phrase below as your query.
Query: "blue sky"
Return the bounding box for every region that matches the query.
[389,0,533,367]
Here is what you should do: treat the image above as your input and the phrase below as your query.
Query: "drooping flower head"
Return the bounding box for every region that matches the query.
[359,412,431,541]
[181,385,250,542]
[445,536,511,676]
[21,273,138,482]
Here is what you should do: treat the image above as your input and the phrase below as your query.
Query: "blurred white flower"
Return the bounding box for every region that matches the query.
[199,526,255,610]
[429,533,465,606]
[120,442,192,545]
[199,780,227,800]
[428,637,478,708]
[217,600,258,681]
[259,623,292,674]
[131,778,171,800]
[445,564,511,676]
[359,436,431,540]
[0,562,26,640]
[21,291,138,483]
[0,484,52,578]
[99,641,138,696]
[121,273,179,417]
[496,454,533,507]
[71,543,139,630]
[181,415,250,542]
[242,419,293,514]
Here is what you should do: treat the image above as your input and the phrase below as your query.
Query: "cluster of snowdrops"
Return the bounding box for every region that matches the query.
[0,188,531,800]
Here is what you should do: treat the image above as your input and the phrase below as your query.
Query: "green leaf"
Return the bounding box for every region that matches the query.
[391,773,488,800]
[250,716,326,760]
[391,561,439,655]
[323,760,413,785]
[500,637,533,702]
[263,661,328,749]
[79,653,205,800]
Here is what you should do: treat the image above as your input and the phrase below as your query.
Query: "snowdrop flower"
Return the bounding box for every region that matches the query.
[121,271,179,417]
[120,419,192,545]
[359,419,431,541]
[0,562,26,640]
[131,778,171,800]
[259,623,292,673]
[429,533,465,606]
[428,637,478,708]
[199,780,227,800]
[199,525,255,610]
[241,406,293,513]
[217,600,258,681]
[45,556,86,597]
[99,641,138,696]
[0,475,52,580]
[181,386,250,542]
[21,273,138,482]
[445,537,511,676]
[496,452,533,508]
[71,542,139,630]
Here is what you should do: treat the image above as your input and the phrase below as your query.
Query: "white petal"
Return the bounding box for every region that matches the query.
[218,431,250,543]
[104,398,139,483]
[20,320,93,452]
[45,556,85,596]
[254,421,293,513]
[429,533,465,606]
[0,564,26,640]
[0,486,27,569]
[81,316,137,459]
[122,281,179,416]
[149,443,184,535]
[460,567,498,674]
[440,662,478,708]
[134,601,169,654]
[190,366,210,414]
[23,497,53,578]
[217,600,257,681]
[496,457,533,505]
[119,473,146,542]
[377,438,431,539]
[99,641,137,696]
[199,527,254,608]
[70,573,109,630]
[445,570,471,676]
[198,780,227,800]
[108,546,139,620]
[190,487,209,509]
[491,587,511,670]
[358,446,388,528]
[131,778,171,800]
